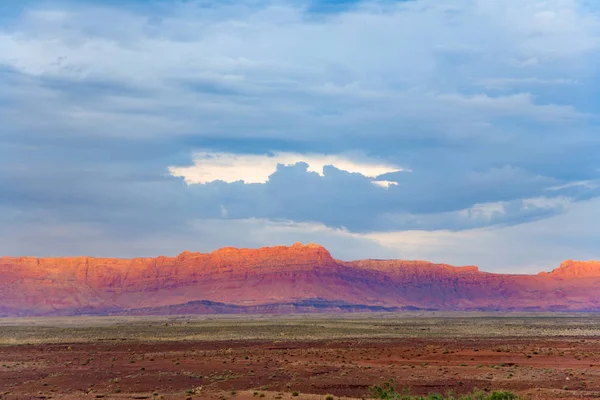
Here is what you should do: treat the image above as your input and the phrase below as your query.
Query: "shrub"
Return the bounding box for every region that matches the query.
[367,380,519,400]
[488,392,518,400]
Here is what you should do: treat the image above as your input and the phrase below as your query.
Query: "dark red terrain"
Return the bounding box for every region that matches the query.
[1,243,600,316]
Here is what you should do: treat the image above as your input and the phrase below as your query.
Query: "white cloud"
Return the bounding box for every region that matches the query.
[366,197,600,274]
[168,151,403,184]
[547,180,599,191]
[521,196,572,211]
[372,194,572,231]
[371,180,399,189]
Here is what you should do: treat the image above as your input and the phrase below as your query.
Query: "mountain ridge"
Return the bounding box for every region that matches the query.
[1,243,600,316]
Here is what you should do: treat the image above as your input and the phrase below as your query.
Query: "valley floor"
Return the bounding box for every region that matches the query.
[1,313,600,400]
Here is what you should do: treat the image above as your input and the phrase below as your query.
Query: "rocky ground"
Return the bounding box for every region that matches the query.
[1,315,600,400]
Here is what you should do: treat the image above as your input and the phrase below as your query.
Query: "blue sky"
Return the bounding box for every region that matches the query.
[1,0,600,272]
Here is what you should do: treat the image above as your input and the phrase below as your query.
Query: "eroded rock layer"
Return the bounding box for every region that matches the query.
[1,243,599,316]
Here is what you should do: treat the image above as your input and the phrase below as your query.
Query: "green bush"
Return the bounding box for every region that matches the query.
[368,380,519,400]
[487,392,518,400]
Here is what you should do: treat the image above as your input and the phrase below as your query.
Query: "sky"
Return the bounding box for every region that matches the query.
[1,0,599,273]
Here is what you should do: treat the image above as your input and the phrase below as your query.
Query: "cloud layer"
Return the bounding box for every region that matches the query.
[168,151,403,187]
[1,0,600,271]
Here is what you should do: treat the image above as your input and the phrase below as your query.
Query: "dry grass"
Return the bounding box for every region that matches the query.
[1,313,600,345]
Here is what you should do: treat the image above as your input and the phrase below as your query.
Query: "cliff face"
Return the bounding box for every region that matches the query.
[1,243,600,316]
[545,260,600,278]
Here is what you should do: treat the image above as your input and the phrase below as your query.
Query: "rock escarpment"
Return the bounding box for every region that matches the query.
[1,243,600,316]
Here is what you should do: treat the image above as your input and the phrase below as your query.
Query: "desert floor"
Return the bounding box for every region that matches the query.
[1,313,600,399]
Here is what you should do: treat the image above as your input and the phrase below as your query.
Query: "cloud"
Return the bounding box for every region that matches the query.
[367,197,600,274]
[546,180,599,192]
[478,77,579,89]
[0,215,394,263]
[371,180,398,189]
[168,151,404,187]
[371,195,573,232]
[1,0,596,145]
[0,0,599,270]
[3,197,599,274]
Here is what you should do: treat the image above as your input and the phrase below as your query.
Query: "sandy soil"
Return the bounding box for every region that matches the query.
[1,316,600,399]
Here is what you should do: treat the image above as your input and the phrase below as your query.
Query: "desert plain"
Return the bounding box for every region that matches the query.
[1,313,600,400]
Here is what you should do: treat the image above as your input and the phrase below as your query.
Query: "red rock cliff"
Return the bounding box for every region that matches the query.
[1,243,599,316]
[545,260,600,278]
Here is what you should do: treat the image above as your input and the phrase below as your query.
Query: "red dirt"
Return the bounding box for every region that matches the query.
[2,337,600,400]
